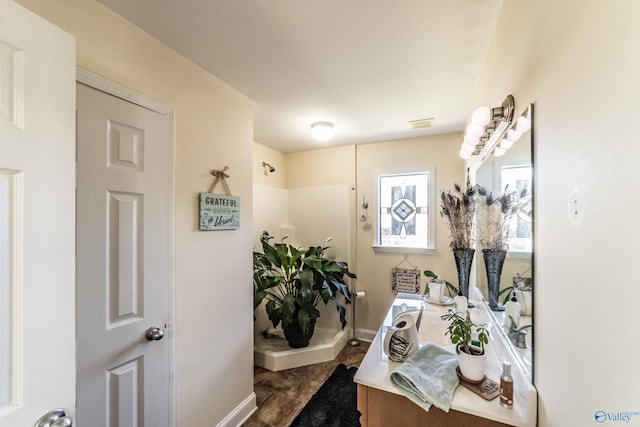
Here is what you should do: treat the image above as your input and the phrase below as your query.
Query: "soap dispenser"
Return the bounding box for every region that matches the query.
[504,292,522,329]
[454,290,468,315]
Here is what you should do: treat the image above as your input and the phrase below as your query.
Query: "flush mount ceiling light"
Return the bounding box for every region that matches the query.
[310,121,335,142]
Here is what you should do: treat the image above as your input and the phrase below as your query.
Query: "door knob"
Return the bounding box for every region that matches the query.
[145,326,164,341]
[34,409,72,427]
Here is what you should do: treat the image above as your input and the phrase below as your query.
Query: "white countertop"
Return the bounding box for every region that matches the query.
[353,292,537,427]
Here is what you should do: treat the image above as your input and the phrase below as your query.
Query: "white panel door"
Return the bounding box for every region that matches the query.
[76,82,172,427]
[0,1,76,426]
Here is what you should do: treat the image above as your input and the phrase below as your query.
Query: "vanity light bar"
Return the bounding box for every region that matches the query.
[459,95,515,160]
[480,104,533,161]
[479,119,511,161]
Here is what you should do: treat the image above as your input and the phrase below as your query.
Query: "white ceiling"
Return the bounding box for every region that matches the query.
[97,0,503,153]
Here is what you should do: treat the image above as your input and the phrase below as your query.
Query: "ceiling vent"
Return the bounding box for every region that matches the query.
[409,117,435,130]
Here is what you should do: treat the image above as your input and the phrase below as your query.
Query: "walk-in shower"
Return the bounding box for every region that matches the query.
[252,184,353,371]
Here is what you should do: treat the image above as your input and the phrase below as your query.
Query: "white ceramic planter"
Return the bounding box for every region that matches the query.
[517,290,533,315]
[458,348,486,382]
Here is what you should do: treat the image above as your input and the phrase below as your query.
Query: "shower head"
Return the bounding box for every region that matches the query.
[262,162,276,173]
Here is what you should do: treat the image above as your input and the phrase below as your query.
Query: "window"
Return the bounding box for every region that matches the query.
[501,165,532,253]
[375,170,434,252]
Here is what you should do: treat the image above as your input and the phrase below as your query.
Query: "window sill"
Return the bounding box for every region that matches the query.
[372,245,435,255]
[507,250,532,259]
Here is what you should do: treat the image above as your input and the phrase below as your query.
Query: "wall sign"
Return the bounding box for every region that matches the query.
[391,267,421,294]
[199,192,240,230]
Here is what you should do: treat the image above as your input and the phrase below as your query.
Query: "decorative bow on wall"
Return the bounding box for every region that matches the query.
[209,166,232,195]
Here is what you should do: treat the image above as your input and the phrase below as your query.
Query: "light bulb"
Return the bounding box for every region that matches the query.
[514,116,531,133]
[500,138,514,150]
[493,146,506,157]
[459,148,472,160]
[506,129,522,142]
[461,142,475,154]
[464,133,479,146]
[471,106,491,127]
[466,122,484,139]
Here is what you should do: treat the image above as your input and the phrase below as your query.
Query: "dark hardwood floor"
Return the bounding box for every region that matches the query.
[243,340,370,427]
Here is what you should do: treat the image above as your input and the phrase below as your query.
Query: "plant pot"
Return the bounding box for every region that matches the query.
[283,318,317,348]
[457,346,486,382]
[453,248,475,308]
[482,249,507,311]
[517,289,533,315]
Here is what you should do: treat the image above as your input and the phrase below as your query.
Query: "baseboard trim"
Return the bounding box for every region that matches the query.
[355,328,377,342]
[216,392,257,427]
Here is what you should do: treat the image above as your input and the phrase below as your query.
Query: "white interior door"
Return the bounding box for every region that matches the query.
[76,80,173,427]
[0,1,76,426]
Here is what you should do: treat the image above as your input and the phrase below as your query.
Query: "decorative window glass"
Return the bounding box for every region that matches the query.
[501,165,532,253]
[376,171,433,251]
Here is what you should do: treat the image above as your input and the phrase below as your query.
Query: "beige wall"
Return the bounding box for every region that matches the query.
[355,134,465,331]
[253,142,286,189]
[285,145,356,189]
[476,0,640,425]
[17,1,255,426]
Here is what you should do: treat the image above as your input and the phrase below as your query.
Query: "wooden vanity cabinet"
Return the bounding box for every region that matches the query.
[357,384,513,427]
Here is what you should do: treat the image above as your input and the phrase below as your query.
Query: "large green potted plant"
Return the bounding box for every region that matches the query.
[253,238,356,348]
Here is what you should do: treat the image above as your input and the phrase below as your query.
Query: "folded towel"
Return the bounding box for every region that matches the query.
[390,342,459,412]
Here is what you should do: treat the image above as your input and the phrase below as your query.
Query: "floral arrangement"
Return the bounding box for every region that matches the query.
[440,173,483,250]
[478,185,528,250]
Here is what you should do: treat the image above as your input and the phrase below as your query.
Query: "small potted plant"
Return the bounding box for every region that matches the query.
[423,270,458,298]
[441,308,490,382]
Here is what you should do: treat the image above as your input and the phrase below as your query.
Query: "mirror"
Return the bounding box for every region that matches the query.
[474,104,534,381]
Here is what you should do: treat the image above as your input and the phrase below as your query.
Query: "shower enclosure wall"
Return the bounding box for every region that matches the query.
[252,184,352,371]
